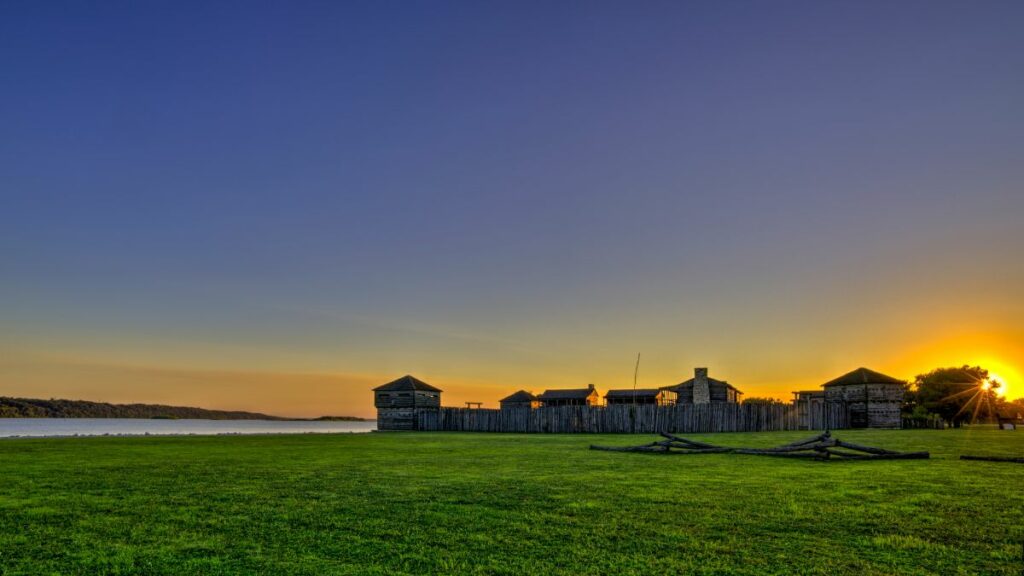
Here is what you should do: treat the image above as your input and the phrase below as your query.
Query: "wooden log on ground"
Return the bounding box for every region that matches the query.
[732,450,828,459]
[733,439,835,454]
[834,439,900,455]
[658,432,722,449]
[662,447,735,455]
[824,449,929,460]
[959,455,1024,463]
[777,431,831,449]
[591,434,925,462]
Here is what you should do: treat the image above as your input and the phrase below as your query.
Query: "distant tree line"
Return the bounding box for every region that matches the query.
[0,397,365,421]
[742,397,786,405]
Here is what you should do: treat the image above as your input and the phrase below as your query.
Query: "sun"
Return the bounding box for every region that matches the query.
[985,373,1006,396]
[966,357,1018,398]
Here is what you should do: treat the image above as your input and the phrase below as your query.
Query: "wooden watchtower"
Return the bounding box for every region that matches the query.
[373,375,442,431]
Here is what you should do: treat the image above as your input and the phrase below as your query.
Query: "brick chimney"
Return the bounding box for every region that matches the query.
[692,367,710,404]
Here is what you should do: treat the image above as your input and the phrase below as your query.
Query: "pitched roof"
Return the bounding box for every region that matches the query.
[537,388,598,400]
[662,377,742,394]
[822,367,904,388]
[373,375,443,393]
[499,390,537,403]
[605,389,663,399]
[793,390,825,397]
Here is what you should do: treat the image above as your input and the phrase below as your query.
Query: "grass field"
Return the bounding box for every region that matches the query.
[0,429,1021,575]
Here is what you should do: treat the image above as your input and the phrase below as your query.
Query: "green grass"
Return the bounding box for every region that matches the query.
[0,429,1021,575]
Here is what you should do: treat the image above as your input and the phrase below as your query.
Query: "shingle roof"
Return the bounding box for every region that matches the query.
[373,375,443,392]
[661,377,742,394]
[605,389,662,399]
[822,367,904,388]
[499,390,537,403]
[537,388,597,400]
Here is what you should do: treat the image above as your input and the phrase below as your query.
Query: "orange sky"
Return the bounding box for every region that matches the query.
[2,325,1019,418]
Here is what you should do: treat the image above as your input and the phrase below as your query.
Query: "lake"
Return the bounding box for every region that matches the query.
[0,418,377,438]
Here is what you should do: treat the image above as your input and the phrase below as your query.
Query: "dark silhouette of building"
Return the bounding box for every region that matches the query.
[499,390,540,409]
[604,389,677,406]
[537,384,600,407]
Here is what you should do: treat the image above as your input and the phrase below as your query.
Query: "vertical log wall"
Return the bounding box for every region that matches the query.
[413,403,849,433]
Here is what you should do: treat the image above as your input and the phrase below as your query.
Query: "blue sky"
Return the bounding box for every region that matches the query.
[2,1,1023,415]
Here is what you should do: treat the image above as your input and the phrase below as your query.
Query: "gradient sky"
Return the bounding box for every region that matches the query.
[2,1,1023,418]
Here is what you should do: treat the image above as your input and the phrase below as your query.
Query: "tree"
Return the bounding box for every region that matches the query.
[912,365,1001,426]
[742,397,785,405]
[1001,397,1024,419]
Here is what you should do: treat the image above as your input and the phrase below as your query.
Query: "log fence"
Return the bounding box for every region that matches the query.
[415,402,849,433]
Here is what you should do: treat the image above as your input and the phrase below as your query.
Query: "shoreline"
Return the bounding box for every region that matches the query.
[0,429,377,440]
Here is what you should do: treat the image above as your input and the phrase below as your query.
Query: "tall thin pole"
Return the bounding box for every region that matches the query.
[633,352,641,404]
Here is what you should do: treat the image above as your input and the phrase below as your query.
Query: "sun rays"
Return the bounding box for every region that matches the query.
[948,378,1002,424]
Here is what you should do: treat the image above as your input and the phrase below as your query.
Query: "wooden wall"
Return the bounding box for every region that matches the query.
[413,402,849,433]
[374,390,441,409]
[824,383,904,429]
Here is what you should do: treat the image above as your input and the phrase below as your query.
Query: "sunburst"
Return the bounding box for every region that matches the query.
[947,378,1000,424]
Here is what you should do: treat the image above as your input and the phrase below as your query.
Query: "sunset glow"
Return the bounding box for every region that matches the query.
[2,2,1023,418]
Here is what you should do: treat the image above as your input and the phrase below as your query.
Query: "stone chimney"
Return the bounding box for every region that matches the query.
[692,367,710,404]
[587,383,596,392]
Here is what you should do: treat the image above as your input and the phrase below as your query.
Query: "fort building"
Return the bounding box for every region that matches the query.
[374,375,441,431]
[821,367,905,429]
[662,368,742,404]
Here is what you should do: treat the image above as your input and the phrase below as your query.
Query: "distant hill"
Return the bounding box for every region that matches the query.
[0,397,366,421]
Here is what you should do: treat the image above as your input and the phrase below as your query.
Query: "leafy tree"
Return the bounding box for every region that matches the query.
[742,397,785,405]
[912,365,1000,426]
[1001,397,1024,419]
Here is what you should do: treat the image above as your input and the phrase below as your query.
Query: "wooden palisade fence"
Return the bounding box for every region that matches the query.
[416,402,849,433]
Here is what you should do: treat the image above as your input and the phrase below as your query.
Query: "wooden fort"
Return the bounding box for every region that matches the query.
[373,367,908,432]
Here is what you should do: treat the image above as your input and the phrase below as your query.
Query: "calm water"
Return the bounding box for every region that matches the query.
[0,418,377,438]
